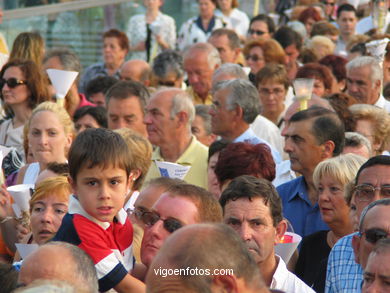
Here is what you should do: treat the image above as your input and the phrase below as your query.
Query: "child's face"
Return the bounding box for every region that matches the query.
[70,164,130,222]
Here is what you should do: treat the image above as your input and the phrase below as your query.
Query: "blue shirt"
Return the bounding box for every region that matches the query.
[325,233,363,293]
[234,127,282,164]
[79,62,120,94]
[276,176,329,237]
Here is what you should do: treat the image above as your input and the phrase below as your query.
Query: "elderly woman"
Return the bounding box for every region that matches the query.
[79,29,128,93]
[295,154,367,292]
[255,64,290,128]
[178,0,226,51]
[215,0,249,41]
[296,62,334,97]
[0,59,50,164]
[151,49,184,88]
[243,38,286,84]
[319,55,348,93]
[73,106,107,135]
[127,0,176,61]
[349,104,390,156]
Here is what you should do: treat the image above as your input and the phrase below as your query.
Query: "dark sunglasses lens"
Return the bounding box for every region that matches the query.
[164,219,182,233]
[7,78,19,88]
[141,212,160,226]
[365,229,388,244]
[0,78,5,89]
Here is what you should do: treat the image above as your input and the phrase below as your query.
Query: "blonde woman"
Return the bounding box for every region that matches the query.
[295,154,367,291]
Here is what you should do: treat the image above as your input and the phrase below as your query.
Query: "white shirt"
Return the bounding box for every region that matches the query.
[177,16,228,51]
[273,160,296,187]
[374,94,390,113]
[214,8,249,38]
[250,115,284,156]
[271,255,315,293]
[356,15,390,35]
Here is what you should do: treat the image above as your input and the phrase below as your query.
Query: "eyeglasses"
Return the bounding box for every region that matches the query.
[248,29,266,36]
[0,78,27,89]
[158,81,176,87]
[360,228,390,244]
[353,184,390,203]
[322,1,335,6]
[127,206,149,220]
[246,55,263,62]
[140,211,183,233]
[259,88,285,96]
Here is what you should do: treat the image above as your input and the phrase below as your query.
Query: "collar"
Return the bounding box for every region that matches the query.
[374,94,386,107]
[186,87,212,105]
[68,195,127,230]
[271,255,286,289]
[151,136,199,165]
[233,127,255,143]
[286,176,308,202]
[195,16,216,34]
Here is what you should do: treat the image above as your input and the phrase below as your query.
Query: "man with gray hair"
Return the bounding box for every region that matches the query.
[143,88,208,188]
[346,56,390,112]
[152,49,184,88]
[18,241,98,293]
[44,48,96,117]
[212,63,248,84]
[191,105,217,147]
[210,79,281,163]
[183,42,221,105]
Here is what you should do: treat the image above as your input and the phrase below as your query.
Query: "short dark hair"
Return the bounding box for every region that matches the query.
[273,26,303,50]
[210,28,240,49]
[73,106,108,128]
[220,175,283,226]
[166,184,223,223]
[68,128,133,180]
[208,139,229,162]
[215,142,275,185]
[337,3,357,19]
[46,162,69,176]
[290,107,345,156]
[85,76,118,100]
[250,14,276,34]
[0,263,18,292]
[105,80,149,113]
[355,155,390,185]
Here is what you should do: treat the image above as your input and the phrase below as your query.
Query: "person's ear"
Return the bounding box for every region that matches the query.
[211,274,239,293]
[322,140,335,159]
[176,111,188,127]
[352,234,362,265]
[274,219,288,245]
[233,104,243,120]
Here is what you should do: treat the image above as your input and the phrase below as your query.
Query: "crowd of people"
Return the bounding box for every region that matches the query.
[0,0,390,292]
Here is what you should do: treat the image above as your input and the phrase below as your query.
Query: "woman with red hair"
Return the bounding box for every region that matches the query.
[299,7,323,35]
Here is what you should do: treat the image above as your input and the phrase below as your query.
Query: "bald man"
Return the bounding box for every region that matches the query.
[120,59,151,86]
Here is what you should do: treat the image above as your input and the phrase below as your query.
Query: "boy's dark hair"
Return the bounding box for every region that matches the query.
[73,106,108,128]
[68,128,133,180]
[250,14,276,34]
[273,26,303,50]
[46,162,70,176]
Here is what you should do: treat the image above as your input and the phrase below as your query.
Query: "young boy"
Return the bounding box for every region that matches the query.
[54,128,145,292]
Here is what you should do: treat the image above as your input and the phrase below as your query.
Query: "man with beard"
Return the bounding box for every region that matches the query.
[219,175,314,292]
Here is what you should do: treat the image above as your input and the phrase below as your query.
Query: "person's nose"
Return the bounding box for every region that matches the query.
[239,222,252,242]
[97,183,111,200]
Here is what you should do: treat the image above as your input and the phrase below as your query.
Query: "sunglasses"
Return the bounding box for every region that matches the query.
[360,228,390,244]
[140,211,183,233]
[246,55,263,62]
[0,77,27,89]
[323,1,335,6]
[158,80,176,87]
[248,29,266,36]
[353,184,390,203]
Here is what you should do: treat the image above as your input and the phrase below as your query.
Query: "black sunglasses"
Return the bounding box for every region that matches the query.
[140,211,183,233]
[158,81,176,87]
[248,29,266,36]
[360,228,390,244]
[0,77,27,89]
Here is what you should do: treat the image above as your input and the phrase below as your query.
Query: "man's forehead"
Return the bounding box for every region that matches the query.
[357,165,390,184]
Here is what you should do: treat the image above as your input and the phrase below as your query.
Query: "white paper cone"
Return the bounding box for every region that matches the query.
[366,38,389,62]
[0,145,11,162]
[15,243,39,259]
[12,203,22,218]
[46,69,78,99]
[275,232,302,263]
[155,161,191,180]
[7,184,34,211]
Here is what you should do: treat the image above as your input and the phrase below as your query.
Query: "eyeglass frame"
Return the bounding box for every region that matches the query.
[139,210,183,233]
[359,228,390,244]
[353,184,390,203]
